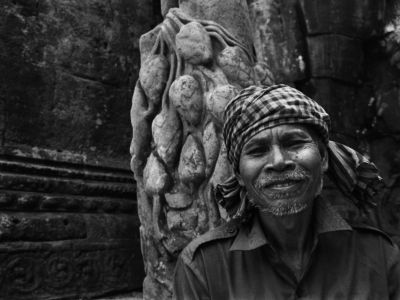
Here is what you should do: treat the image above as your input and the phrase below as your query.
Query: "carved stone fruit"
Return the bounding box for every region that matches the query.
[139,54,169,109]
[152,107,182,169]
[178,135,206,185]
[169,75,203,126]
[176,21,213,65]
[130,82,152,177]
[217,46,255,87]
[143,153,171,195]
[203,122,220,177]
[206,85,238,125]
[254,62,275,85]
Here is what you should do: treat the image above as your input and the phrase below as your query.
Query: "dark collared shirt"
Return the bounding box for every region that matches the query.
[173,200,400,300]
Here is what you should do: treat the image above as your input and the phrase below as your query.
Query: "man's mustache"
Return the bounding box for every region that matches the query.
[255,168,310,189]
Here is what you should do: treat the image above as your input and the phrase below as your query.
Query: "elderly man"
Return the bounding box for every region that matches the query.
[173,85,400,299]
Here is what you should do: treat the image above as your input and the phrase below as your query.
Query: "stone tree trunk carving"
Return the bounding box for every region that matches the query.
[130,1,272,298]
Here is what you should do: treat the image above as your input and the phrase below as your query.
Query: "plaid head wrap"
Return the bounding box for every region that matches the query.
[217,84,384,220]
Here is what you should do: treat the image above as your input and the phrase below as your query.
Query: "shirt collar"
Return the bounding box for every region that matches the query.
[229,198,352,251]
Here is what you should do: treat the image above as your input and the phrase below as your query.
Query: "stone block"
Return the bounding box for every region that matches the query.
[308,78,363,140]
[0,0,153,164]
[248,0,307,83]
[300,0,385,38]
[0,212,86,242]
[307,35,364,83]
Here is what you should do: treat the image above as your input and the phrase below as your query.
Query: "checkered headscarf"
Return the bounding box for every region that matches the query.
[224,84,330,172]
[217,84,384,221]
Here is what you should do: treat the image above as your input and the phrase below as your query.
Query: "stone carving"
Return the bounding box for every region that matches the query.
[130,4,273,297]
[0,246,139,299]
[0,153,143,299]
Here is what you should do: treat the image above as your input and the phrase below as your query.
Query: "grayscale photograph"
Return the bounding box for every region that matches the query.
[1,0,400,299]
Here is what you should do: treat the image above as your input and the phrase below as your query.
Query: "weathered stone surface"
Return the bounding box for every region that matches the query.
[0,241,144,300]
[248,0,307,83]
[132,4,256,299]
[0,173,135,198]
[179,0,254,53]
[206,85,238,126]
[307,35,364,83]
[1,0,154,299]
[142,276,171,300]
[169,75,203,126]
[140,54,170,109]
[203,122,221,177]
[166,208,198,231]
[0,151,144,298]
[217,46,255,87]
[176,21,213,65]
[139,27,162,64]
[161,0,179,17]
[178,135,206,185]
[164,192,193,209]
[308,79,362,141]
[143,153,172,195]
[152,107,183,169]
[162,231,195,256]
[0,213,86,242]
[0,191,136,214]
[130,82,153,177]
[300,0,386,38]
[0,0,153,164]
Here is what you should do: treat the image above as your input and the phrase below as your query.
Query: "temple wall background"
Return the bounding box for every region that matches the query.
[0,0,159,298]
[2,0,400,299]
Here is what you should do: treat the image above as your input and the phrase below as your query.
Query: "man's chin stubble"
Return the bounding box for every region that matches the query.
[249,196,310,216]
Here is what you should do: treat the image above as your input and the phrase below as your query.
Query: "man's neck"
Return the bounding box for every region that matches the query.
[257,203,315,277]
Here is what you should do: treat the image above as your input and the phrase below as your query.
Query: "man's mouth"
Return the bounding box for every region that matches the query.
[255,177,308,198]
[263,179,303,191]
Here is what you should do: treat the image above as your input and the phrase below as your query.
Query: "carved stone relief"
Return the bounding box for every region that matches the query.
[130,2,273,297]
[0,149,144,300]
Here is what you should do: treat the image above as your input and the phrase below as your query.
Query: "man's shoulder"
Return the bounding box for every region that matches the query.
[348,221,396,247]
[180,219,241,265]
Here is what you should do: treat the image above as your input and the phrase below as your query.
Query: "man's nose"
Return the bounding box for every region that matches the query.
[265,145,295,171]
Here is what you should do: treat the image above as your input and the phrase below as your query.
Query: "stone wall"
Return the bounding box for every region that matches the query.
[0,0,155,298]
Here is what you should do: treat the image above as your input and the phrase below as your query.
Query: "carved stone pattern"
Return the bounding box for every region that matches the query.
[0,245,143,300]
[132,3,257,298]
[0,191,136,214]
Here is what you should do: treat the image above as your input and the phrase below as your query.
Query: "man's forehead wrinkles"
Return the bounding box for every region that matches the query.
[245,126,311,147]
[244,134,271,148]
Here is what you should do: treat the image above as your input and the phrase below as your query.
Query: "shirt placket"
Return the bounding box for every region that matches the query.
[265,234,319,299]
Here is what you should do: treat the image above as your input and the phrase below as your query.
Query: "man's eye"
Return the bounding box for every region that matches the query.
[245,147,265,156]
[285,140,307,148]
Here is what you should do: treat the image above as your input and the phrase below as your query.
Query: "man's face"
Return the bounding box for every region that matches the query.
[237,124,328,216]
